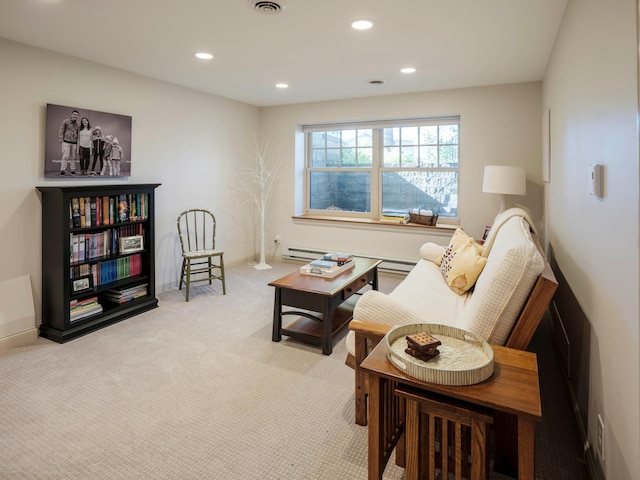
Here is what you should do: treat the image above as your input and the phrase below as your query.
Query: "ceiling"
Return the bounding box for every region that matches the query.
[0,0,568,107]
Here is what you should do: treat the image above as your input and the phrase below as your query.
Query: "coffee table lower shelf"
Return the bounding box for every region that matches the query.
[280,296,358,347]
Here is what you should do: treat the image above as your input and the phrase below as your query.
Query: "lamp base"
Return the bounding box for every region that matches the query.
[499,195,506,213]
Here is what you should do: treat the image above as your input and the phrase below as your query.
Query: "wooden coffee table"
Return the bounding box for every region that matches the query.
[269,257,381,355]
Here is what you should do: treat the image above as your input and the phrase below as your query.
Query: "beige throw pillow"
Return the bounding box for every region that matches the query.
[440,236,487,295]
[435,228,468,266]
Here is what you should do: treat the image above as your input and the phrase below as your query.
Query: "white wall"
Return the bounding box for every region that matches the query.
[0,38,261,330]
[262,82,544,261]
[543,0,639,477]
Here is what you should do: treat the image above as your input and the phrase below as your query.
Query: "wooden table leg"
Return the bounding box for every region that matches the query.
[493,410,517,476]
[403,397,420,480]
[354,332,368,426]
[271,287,282,342]
[368,374,385,480]
[494,411,536,480]
[518,416,536,480]
[321,301,332,355]
[371,266,379,291]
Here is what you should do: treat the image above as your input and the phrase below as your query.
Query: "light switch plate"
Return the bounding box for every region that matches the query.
[589,164,604,197]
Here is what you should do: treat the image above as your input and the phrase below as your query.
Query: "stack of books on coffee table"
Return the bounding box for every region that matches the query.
[300,253,355,278]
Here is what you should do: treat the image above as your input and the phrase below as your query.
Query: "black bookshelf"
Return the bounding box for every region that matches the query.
[36,184,160,343]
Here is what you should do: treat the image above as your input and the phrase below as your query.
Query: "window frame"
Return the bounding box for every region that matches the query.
[303,117,460,224]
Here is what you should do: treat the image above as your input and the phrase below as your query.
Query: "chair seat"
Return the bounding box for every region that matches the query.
[183,249,223,259]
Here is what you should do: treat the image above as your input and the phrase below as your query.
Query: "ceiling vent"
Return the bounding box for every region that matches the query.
[368,80,387,85]
[249,1,285,15]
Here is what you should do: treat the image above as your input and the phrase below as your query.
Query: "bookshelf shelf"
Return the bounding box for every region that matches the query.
[36,183,160,343]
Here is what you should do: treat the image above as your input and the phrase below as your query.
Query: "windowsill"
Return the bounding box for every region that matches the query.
[292,214,458,232]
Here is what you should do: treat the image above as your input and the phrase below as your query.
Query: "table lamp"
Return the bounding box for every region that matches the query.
[482,165,526,213]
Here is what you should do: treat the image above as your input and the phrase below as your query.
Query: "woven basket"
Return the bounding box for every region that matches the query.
[409,212,438,226]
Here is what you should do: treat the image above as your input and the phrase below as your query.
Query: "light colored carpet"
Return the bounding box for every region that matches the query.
[0,261,408,480]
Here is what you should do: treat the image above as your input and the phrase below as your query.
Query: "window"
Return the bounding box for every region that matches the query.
[304,117,460,222]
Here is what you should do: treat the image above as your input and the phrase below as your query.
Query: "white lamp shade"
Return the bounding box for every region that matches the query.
[482,165,526,195]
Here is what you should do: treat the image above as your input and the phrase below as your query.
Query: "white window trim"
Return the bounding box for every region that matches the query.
[303,116,460,224]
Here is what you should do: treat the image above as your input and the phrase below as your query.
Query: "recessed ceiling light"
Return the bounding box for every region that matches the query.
[195,52,214,60]
[275,83,289,89]
[351,20,374,30]
[400,67,417,74]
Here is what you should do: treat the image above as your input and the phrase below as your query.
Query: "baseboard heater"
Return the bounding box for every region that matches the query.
[281,246,415,274]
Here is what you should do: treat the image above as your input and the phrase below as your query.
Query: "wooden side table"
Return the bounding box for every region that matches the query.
[269,257,381,355]
[360,341,542,480]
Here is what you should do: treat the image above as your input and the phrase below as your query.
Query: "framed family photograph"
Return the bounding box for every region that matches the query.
[71,275,93,294]
[44,103,132,178]
[120,235,144,254]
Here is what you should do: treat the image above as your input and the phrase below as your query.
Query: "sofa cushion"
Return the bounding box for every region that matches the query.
[459,216,544,345]
[419,242,445,263]
[440,237,487,294]
[345,260,467,356]
[390,258,468,321]
[345,290,425,356]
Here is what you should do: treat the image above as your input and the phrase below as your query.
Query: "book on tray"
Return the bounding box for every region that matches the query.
[300,258,355,278]
[322,252,354,265]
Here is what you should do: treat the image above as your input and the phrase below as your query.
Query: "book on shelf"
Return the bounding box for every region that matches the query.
[118,194,128,223]
[70,295,98,308]
[103,283,148,304]
[129,194,137,221]
[71,197,81,228]
[90,197,97,227]
[69,296,103,322]
[70,301,101,315]
[70,304,103,322]
[102,196,110,225]
[84,197,91,227]
[300,258,355,278]
[79,197,86,227]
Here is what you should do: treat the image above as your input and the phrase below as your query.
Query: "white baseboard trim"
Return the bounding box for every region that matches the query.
[0,328,39,352]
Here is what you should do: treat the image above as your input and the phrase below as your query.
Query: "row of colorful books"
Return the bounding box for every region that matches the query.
[69,296,103,322]
[69,224,144,263]
[70,253,142,286]
[103,283,148,305]
[69,193,149,229]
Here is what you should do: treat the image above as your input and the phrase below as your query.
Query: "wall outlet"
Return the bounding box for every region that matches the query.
[597,414,605,461]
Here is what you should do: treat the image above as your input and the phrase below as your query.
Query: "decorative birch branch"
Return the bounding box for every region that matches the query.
[235,137,281,269]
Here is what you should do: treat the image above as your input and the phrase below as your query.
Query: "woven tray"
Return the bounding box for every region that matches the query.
[409,212,438,226]
[385,323,494,386]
